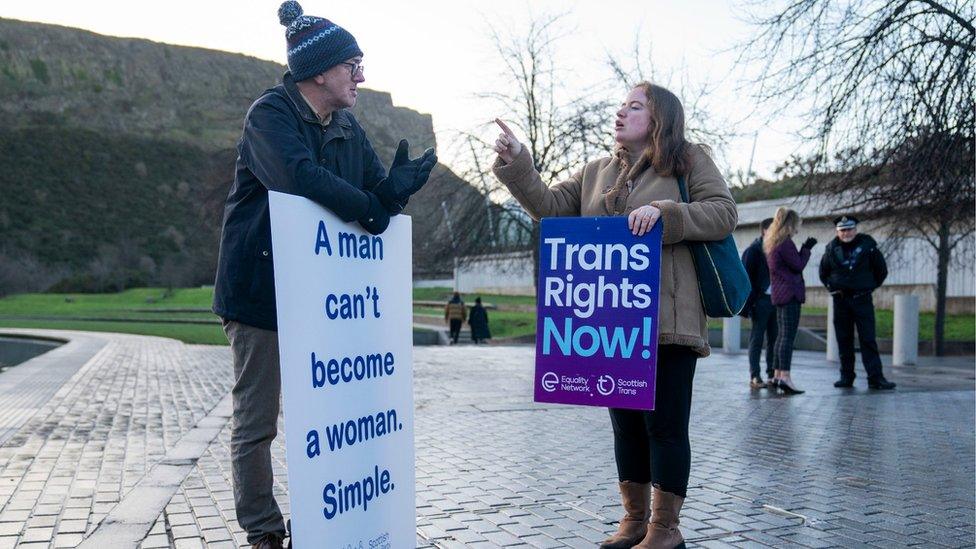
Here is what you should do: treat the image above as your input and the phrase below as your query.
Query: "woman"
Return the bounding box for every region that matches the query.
[492,82,737,549]
[763,207,816,395]
[468,297,491,344]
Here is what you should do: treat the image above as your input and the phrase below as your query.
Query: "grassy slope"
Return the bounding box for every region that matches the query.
[0,127,220,270]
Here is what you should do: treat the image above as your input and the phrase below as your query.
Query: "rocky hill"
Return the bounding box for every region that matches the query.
[0,18,476,294]
[0,18,436,156]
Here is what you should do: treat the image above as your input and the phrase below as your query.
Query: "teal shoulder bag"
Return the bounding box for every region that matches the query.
[676,176,750,317]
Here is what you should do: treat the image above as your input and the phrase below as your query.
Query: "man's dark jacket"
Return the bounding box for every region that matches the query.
[213,72,390,331]
[740,237,770,318]
[818,233,887,294]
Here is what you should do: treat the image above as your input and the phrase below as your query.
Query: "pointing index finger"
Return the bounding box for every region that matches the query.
[494,118,516,138]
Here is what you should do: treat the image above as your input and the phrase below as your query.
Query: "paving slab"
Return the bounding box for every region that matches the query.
[0,329,971,548]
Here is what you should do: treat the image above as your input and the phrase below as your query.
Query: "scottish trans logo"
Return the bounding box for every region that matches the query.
[597,375,615,396]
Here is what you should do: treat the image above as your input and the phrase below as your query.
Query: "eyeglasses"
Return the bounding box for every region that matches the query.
[340,62,364,77]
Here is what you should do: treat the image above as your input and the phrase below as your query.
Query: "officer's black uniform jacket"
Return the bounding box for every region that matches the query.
[818,234,888,294]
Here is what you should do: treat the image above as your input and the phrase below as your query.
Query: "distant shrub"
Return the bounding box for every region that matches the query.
[29,59,49,84]
[103,66,123,87]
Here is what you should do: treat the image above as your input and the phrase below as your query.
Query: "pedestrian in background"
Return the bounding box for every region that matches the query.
[765,207,816,395]
[468,296,491,344]
[444,292,466,344]
[820,215,896,390]
[741,217,777,389]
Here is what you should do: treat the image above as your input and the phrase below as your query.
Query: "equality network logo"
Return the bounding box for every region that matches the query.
[541,372,559,392]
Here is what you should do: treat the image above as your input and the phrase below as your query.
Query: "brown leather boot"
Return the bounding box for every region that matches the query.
[633,487,685,548]
[599,481,651,549]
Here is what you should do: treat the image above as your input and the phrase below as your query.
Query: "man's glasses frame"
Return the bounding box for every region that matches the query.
[340,62,364,77]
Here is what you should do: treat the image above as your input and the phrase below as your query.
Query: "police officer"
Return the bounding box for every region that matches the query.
[819,216,896,390]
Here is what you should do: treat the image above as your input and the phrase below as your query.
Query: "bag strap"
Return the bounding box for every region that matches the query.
[676,175,691,203]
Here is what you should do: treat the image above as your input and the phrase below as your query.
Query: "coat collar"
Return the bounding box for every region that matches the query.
[281,71,353,138]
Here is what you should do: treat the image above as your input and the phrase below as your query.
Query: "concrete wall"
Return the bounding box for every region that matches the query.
[453,195,975,314]
[414,278,453,289]
[455,251,535,296]
[805,285,975,313]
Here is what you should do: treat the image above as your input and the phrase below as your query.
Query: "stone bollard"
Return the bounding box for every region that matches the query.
[893,294,919,366]
[826,297,839,362]
[723,316,741,354]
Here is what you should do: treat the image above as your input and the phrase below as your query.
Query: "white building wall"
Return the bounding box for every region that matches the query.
[455,251,534,296]
[455,195,974,311]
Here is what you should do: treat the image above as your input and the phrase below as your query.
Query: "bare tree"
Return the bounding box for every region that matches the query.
[0,249,64,296]
[403,162,507,277]
[606,36,738,154]
[739,0,975,354]
[450,13,616,283]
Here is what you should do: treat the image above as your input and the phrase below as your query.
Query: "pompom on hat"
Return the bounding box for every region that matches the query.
[277,1,362,82]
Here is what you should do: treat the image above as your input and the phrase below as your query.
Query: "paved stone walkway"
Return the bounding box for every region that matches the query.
[0,329,972,548]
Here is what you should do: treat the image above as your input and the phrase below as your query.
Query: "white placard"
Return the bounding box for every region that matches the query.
[269,191,414,549]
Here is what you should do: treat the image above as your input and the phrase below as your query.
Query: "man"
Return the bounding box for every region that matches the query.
[819,215,896,390]
[468,296,491,344]
[212,2,436,547]
[740,218,777,389]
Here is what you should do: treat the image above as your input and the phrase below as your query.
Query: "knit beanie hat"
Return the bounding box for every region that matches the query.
[277,1,363,82]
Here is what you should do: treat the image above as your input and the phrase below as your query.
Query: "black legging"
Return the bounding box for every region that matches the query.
[608,345,697,498]
[449,319,462,343]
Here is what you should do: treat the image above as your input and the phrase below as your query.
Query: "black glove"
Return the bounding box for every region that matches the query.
[801,237,817,250]
[358,193,391,235]
[374,139,437,213]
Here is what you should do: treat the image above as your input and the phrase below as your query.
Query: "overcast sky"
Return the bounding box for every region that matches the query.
[1,0,810,180]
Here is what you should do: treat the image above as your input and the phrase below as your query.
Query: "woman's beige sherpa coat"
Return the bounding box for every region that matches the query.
[492,146,737,356]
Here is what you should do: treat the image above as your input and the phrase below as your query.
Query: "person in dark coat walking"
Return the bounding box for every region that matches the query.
[765,207,816,395]
[211,3,435,547]
[741,217,777,389]
[468,297,491,344]
[444,292,466,344]
[819,216,896,390]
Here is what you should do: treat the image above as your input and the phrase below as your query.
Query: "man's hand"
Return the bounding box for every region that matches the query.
[374,139,437,212]
[493,119,523,164]
[358,193,391,235]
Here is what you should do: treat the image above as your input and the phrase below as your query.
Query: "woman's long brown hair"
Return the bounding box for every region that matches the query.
[604,82,699,214]
[763,207,802,255]
[626,81,695,179]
